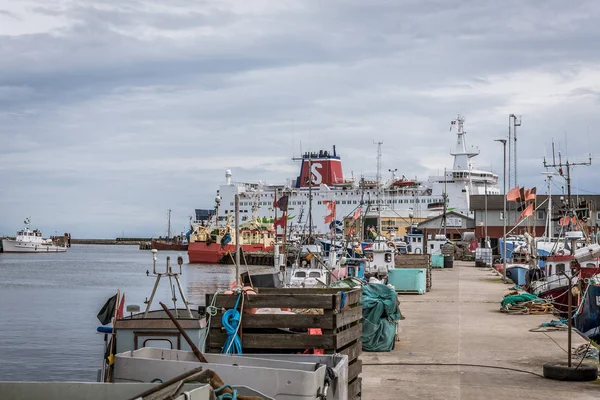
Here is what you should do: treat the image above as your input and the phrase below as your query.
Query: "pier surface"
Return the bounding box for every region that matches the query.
[362,261,600,399]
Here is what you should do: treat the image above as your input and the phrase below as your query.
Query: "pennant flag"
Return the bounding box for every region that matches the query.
[97,294,118,325]
[323,200,336,224]
[274,195,288,212]
[516,203,534,224]
[352,208,362,220]
[506,186,521,201]
[559,216,569,226]
[274,213,287,229]
[117,293,125,319]
[525,187,537,201]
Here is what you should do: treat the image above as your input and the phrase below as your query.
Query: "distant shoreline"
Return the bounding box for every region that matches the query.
[71,238,151,245]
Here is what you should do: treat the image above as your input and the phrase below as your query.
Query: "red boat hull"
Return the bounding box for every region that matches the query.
[188,241,272,264]
[151,239,188,251]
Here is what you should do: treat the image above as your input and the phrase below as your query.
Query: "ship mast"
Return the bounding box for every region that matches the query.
[308,156,313,238]
[374,141,383,245]
[167,209,171,240]
[543,143,592,254]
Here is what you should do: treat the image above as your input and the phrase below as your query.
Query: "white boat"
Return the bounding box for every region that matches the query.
[206,115,499,236]
[1,218,67,253]
[288,244,330,287]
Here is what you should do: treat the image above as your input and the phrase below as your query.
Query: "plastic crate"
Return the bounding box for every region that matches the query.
[387,268,426,294]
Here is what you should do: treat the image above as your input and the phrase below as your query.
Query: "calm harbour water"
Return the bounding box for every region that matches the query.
[0,244,253,382]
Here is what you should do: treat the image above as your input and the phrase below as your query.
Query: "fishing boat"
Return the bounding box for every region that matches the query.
[288,243,329,287]
[187,216,276,264]
[151,209,188,251]
[1,218,67,253]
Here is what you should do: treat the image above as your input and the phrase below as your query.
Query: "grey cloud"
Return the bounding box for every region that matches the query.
[1,0,600,237]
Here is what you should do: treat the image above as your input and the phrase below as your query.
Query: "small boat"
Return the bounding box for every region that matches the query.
[362,236,395,281]
[151,209,188,251]
[1,218,67,253]
[505,263,530,286]
[288,244,329,287]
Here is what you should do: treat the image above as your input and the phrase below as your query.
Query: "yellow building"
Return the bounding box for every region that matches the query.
[343,210,431,239]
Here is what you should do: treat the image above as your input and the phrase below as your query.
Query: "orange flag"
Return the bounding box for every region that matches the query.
[516,203,534,224]
[506,186,521,201]
[525,187,537,201]
[352,208,362,220]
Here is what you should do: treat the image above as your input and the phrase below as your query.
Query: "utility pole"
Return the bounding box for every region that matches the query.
[495,139,507,282]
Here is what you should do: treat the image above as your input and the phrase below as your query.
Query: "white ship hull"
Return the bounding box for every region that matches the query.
[1,239,67,253]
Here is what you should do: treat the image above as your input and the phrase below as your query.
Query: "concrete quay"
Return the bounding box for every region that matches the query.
[361,261,600,400]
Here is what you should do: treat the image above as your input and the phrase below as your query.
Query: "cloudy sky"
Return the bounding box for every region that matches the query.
[1,0,599,238]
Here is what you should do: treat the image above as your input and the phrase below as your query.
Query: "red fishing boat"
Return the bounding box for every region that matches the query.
[530,248,600,316]
[187,218,276,264]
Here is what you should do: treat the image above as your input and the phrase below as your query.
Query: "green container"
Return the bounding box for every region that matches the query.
[388,268,426,294]
[431,254,444,268]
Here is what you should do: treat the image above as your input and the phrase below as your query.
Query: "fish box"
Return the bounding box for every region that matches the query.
[387,268,427,294]
[114,348,348,400]
[431,254,444,268]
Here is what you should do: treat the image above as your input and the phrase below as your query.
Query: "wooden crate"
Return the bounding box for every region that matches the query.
[206,287,363,395]
[348,377,362,399]
[394,254,432,291]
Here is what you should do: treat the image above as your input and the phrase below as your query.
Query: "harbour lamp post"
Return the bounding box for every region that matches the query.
[495,139,507,282]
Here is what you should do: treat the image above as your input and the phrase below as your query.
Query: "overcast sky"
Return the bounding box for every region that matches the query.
[1,0,599,238]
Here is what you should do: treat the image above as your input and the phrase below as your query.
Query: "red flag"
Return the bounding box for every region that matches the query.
[116,293,125,319]
[516,203,534,224]
[352,208,362,220]
[274,213,287,229]
[324,214,334,224]
[506,186,521,202]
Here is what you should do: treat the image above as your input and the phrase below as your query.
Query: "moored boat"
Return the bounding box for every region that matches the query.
[1,218,67,253]
[150,209,188,251]
[187,217,276,264]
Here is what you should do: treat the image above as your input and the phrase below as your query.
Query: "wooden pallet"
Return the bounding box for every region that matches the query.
[206,287,363,397]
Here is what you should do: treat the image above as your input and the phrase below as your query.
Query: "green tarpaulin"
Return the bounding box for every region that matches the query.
[360,283,402,352]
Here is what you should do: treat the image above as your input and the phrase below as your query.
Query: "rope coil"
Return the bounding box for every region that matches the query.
[222,293,244,354]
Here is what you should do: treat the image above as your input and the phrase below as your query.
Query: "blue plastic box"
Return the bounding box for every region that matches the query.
[388,268,427,294]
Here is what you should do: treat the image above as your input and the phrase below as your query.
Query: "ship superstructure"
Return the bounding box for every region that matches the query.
[211,116,499,236]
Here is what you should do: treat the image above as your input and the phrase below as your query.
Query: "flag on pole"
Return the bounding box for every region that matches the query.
[97,293,118,325]
[525,187,537,201]
[516,203,534,224]
[274,195,288,211]
[352,208,362,220]
[116,293,125,319]
[506,186,521,201]
[274,213,287,229]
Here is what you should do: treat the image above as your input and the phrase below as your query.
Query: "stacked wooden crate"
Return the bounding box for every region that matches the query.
[206,287,363,399]
[394,254,432,291]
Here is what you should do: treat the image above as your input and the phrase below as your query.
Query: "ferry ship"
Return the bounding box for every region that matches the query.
[204,116,500,236]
